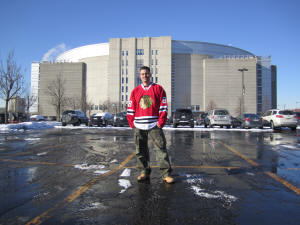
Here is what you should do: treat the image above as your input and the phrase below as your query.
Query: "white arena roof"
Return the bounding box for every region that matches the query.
[56,43,109,62]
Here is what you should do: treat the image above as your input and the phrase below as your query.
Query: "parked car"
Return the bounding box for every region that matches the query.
[89,113,107,127]
[173,108,194,128]
[239,113,263,129]
[108,112,129,127]
[30,115,45,121]
[196,112,207,126]
[204,109,231,128]
[262,109,297,130]
[61,110,88,126]
[231,116,242,128]
[294,112,300,125]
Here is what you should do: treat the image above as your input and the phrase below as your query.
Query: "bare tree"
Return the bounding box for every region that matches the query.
[84,94,93,117]
[0,51,25,123]
[67,96,82,110]
[206,100,217,112]
[24,91,37,119]
[235,97,243,117]
[45,74,67,121]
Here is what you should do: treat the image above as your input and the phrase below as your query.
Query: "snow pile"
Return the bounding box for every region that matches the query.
[0,121,60,133]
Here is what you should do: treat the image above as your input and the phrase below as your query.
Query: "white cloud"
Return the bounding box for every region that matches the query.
[42,43,67,62]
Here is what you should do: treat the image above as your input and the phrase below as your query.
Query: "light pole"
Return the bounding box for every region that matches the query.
[238,68,248,116]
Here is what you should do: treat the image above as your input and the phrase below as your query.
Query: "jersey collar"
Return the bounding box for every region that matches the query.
[141,82,154,91]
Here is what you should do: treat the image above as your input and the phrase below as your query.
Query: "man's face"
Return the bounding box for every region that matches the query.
[140,69,151,85]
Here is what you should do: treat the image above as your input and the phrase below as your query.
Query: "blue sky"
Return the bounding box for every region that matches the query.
[0,0,299,109]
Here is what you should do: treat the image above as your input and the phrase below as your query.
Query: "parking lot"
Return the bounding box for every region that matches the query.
[1,125,300,225]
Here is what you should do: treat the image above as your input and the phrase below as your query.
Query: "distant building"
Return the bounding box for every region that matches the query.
[31,36,277,117]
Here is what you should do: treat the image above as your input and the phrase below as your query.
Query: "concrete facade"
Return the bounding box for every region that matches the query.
[38,62,86,117]
[31,36,276,117]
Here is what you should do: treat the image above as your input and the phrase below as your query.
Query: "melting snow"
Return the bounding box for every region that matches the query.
[37,152,47,156]
[120,168,131,177]
[94,170,110,175]
[118,179,131,193]
[74,164,105,170]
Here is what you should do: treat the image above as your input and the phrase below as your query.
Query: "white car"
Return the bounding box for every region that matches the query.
[205,109,231,128]
[262,109,297,130]
[30,115,45,121]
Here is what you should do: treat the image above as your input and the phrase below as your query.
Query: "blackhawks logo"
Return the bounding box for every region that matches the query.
[139,95,153,109]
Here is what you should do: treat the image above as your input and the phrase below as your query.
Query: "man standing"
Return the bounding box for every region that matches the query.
[127,66,174,183]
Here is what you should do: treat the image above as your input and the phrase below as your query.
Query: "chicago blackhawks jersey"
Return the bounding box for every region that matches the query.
[127,83,168,130]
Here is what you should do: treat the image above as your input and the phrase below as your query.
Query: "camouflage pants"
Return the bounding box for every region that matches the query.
[134,126,172,177]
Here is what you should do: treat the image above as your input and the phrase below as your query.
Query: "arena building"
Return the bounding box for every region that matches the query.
[30,36,277,118]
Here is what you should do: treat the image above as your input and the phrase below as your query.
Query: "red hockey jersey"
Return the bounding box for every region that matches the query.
[127,83,168,130]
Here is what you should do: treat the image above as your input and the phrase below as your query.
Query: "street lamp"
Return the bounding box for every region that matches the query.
[238,68,248,116]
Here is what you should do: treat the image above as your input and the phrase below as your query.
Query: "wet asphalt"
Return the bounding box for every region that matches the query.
[0,126,300,225]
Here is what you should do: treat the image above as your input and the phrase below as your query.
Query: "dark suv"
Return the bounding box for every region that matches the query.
[61,110,88,126]
[173,108,194,128]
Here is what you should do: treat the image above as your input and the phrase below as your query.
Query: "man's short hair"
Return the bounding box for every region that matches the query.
[140,66,151,73]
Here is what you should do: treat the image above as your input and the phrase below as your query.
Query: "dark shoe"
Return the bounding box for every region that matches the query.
[137,173,149,182]
[163,175,174,184]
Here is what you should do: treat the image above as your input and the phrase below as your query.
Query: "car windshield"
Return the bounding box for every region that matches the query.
[279,110,294,115]
[63,110,75,115]
[175,109,192,116]
[75,111,85,116]
[244,114,260,119]
[215,110,228,115]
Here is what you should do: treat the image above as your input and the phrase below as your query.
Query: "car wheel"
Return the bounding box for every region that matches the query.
[62,122,66,126]
[260,126,263,129]
[270,121,275,130]
[191,124,194,128]
[227,126,230,129]
[173,123,177,128]
[204,124,207,128]
[291,127,296,131]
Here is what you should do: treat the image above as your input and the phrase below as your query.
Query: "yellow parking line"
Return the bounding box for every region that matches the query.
[0,159,74,167]
[25,152,135,225]
[219,140,300,196]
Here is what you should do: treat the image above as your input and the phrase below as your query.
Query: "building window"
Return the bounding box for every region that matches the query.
[126,77,128,83]
[156,50,158,55]
[122,86,124,92]
[126,95,128,101]
[95,105,98,110]
[155,68,158,74]
[122,77,124,84]
[122,60,124,66]
[156,59,158,65]
[121,51,124,56]
[126,59,128,66]
[122,95,124,101]
[152,50,154,55]
[126,68,128,75]
[126,86,128,92]
[196,105,200,111]
[136,49,144,55]
[155,77,158,83]
[126,51,128,56]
